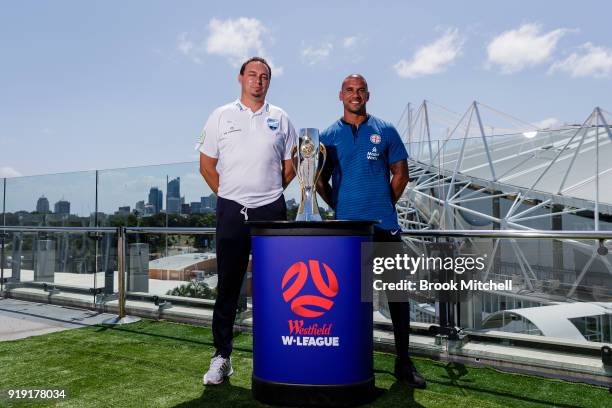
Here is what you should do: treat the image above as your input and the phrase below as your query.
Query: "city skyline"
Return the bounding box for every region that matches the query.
[0,161,303,217]
[17,178,220,218]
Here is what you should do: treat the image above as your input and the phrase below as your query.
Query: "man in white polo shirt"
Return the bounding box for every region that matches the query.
[197,57,296,385]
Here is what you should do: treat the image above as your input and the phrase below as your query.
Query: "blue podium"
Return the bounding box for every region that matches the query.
[249,221,376,407]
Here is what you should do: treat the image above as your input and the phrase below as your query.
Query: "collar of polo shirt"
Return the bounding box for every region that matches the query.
[235,99,270,116]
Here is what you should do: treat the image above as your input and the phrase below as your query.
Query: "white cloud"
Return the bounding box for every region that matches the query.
[342,36,358,48]
[301,43,333,65]
[177,17,283,75]
[177,33,194,55]
[533,117,560,129]
[549,43,612,78]
[301,36,363,65]
[206,17,266,63]
[393,28,463,78]
[486,23,569,73]
[177,32,202,64]
[0,166,22,178]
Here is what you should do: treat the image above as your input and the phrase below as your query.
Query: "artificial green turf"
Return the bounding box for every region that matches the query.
[0,320,610,408]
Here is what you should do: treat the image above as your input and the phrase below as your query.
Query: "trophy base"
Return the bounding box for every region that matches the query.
[296,213,322,221]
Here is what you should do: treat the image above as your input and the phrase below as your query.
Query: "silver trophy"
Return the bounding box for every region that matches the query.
[292,128,327,221]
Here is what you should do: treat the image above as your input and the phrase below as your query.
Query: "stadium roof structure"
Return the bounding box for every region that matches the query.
[398,101,612,227]
[482,302,612,341]
[395,101,612,300]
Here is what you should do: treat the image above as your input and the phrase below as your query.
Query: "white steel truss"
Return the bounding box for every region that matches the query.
[396,101,612,304]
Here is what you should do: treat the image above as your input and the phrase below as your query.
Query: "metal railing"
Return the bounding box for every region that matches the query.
[125,227,216,234]
[2,226,611,337]
[3,220,610,241]
[0,226,121,314]
[0,226,219,318]
[401,229,612,240]
[0,226,116,233]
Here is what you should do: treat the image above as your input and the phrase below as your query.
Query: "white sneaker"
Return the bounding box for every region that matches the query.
[203,355,233,385]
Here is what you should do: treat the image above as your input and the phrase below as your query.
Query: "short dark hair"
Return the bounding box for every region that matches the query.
[239,57,272,79]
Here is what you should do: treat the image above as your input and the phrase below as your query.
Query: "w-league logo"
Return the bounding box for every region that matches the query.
[281,260,339,318]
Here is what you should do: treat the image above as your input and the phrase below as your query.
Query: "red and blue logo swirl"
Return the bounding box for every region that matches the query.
[281,260,339,318]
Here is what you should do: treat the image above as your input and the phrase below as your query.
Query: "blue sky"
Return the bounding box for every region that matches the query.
[1,1,612,212]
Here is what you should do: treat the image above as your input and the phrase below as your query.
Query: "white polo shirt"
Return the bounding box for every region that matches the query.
[197,99,297,208]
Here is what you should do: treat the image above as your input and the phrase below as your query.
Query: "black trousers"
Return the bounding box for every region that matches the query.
[373,228,413,366]
[213,195,287,358]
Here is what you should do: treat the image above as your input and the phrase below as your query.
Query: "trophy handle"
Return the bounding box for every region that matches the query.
[290,145,299,175]
[314,143,327,184]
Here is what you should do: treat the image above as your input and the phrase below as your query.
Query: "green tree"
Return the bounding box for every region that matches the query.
[166,281,216,299]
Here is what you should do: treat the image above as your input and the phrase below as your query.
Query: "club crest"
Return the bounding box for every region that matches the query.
[267,118,280,131]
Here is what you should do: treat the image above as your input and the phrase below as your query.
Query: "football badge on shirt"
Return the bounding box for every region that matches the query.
[370,134,381,144]
[267,117,280,131]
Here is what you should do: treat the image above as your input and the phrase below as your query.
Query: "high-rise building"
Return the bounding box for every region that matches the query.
[116,206,130,216]
[135,200,145,214]
[201,193,217,210]
[181,203,191,214]
[36,196,50,213]
[167,197,181,214]
[168,177,180,198]
[148,187,163,214]
[54,200,70,215]
[190,202,202,214]
[167,177,181,214]
[286,198,298,209]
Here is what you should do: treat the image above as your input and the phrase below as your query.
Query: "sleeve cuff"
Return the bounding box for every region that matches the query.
[199,145,218,158]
